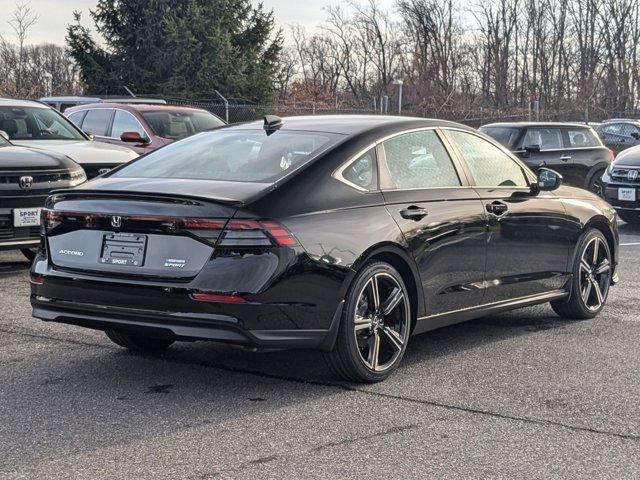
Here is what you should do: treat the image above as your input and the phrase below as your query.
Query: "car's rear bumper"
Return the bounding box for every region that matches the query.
[31,295,341,350]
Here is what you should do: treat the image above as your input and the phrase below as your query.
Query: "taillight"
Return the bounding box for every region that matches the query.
[30,274,45,285]
[41,209,99,234]
[216,219,298,248]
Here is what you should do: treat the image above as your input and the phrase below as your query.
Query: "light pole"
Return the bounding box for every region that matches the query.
[392,79,403,115]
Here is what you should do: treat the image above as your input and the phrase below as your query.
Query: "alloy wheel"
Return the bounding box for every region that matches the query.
[352,272,410,372]
[579,236,611,311]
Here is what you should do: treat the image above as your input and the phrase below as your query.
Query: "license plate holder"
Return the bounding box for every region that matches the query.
[13,208,41,227]
[100,233,147,267]
[618,187,636,202]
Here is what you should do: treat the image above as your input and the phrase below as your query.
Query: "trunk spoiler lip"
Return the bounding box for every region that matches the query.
[46,187,249,206]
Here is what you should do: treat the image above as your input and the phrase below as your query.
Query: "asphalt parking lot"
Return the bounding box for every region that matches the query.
[1,224,639,479]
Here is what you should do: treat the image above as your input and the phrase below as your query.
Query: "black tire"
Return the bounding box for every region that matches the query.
[587,169,605,196]
[324,261,412,383]
[105,330,174,353]
[20,248,37,262]
[618,211,640,224]
[551,229,612,320]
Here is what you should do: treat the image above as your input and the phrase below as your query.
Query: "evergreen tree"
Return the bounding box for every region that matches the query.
[66,0,282,103]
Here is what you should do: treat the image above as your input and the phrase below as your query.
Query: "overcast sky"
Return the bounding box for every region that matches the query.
[0,0,397,46]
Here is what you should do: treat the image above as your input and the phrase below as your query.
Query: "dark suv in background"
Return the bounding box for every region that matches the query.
[595,119,640,155]
[479,122,613,193]
[0,133,85,260]
[65,103,225,154]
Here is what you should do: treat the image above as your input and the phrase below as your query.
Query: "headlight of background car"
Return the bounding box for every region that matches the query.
[69,169,87,186]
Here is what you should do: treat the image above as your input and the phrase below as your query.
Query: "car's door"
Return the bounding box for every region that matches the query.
[515,126,574,180]
[562,126,611,189]
[81,108,114,143]
[109,110,153,154]
[379,128,487,316]
[444,129,573,304]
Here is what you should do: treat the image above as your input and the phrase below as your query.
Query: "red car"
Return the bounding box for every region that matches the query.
[64,103,225,154]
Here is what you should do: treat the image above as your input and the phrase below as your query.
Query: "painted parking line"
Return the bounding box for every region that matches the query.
[621,242,640,246]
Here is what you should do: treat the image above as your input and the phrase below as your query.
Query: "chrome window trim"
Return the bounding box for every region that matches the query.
[332,125,536,192]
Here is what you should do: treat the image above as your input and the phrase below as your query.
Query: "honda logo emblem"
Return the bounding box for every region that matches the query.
[18,176,33,189]
[111,216,122,228]
[628,170,638,181]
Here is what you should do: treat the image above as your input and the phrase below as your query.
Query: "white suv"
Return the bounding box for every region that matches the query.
[0,99,138,178]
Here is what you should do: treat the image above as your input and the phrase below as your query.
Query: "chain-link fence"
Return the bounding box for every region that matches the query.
[162,97,638,128]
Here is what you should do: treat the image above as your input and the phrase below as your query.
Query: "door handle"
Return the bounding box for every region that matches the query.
[486,201,508,216]
[399,205,428,221]
[560,155,571,162]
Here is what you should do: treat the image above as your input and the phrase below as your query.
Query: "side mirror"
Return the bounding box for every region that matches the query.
[120,131,148,144]
[0,130,9,141]
[534,167,563,192]
[524,144,541,154]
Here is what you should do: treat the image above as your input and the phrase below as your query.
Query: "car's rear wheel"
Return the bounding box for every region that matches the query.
[551,229,612,319]
[105,330,174,353]
[617,211,640,224]
[325,261,411,383]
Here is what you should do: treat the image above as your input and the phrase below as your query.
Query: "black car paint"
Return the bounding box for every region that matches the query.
[0,141,83,251]
[30,116,619,350]
[480,123,612,190]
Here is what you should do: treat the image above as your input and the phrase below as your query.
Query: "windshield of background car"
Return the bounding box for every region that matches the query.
[141,110,225,140]
[0,106,85,141]
[478,127,520,148]
[111,129,338,183]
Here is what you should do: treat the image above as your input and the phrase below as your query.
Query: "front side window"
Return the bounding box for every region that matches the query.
[381,130,460,189]
[566,128,600,148]
[112,129,337,183]
[0,106,85,141]
[342,149,375,190]
[82,109,113,136]
[141,110,225,141]
[111,110,148,140]
[448,130,529,188]
[522,128,563,150]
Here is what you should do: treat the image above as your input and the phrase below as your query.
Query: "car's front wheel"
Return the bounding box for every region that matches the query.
[105,330,174,353]
[551,229,612,319]
[325,261,411,383]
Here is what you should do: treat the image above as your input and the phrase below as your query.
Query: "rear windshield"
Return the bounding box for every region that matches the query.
[479,127,521,148]
[0,106,85,141]
[111,129,338,183]
[141,110,225,140]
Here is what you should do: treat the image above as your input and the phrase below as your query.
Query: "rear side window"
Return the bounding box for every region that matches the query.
[448,130,528,188]
[522,128,563,150]
[479,127,520,149]
[566,128,600,148]
[381,130,460,189]
[66,111,87,128]
[82,109,113,136]
[341,149,376,191]
[112,129,337,183]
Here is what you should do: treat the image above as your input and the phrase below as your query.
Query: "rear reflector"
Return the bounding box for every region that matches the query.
[190,292,247,303]
[30,274,45,285]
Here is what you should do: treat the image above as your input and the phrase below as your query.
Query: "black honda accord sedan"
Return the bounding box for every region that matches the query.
[30,115,619,382]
